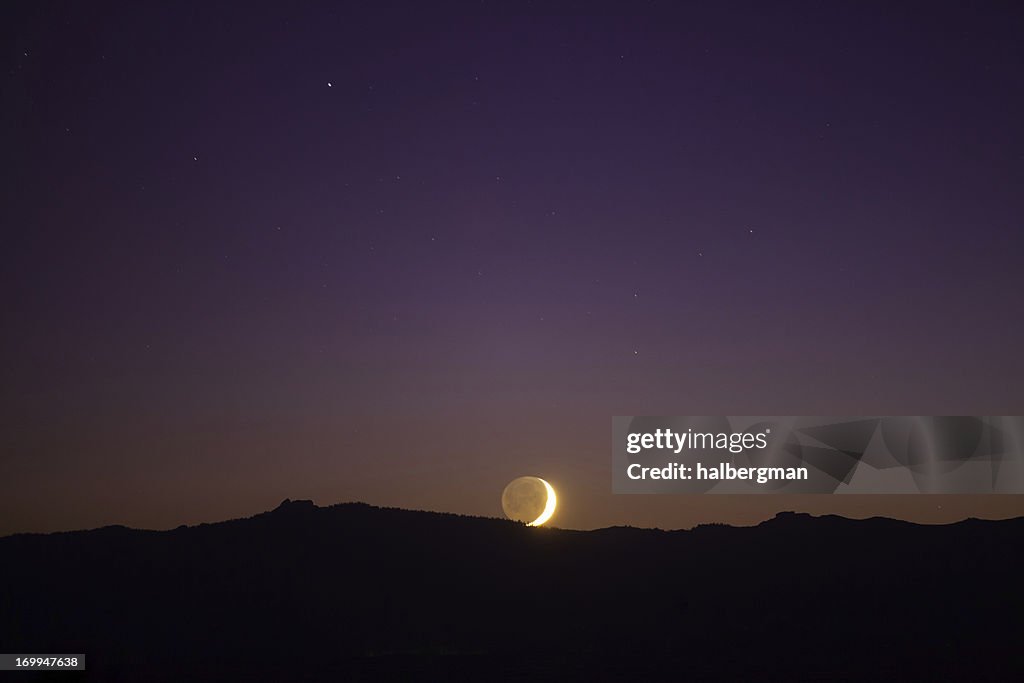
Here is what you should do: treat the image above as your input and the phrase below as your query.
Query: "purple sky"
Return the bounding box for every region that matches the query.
[3,1,1023,534]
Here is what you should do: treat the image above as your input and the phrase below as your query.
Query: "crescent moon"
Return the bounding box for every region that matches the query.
[502,476,558,527]
[529,478,557,527]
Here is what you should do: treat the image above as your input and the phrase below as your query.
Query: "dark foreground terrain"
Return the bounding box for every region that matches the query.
[1,501,1022,682]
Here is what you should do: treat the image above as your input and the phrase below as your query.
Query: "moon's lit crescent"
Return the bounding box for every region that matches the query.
[502,476,558,526]
[529,478,557,527]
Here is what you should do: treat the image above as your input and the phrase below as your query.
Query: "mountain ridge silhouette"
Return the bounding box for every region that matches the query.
[2,500,1021,681]
[5,498,1012,540]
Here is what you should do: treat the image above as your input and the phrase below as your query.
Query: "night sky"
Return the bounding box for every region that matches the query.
[4,1,1023,535]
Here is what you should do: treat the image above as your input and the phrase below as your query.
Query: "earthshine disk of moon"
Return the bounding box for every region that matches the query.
[501,476,557,526]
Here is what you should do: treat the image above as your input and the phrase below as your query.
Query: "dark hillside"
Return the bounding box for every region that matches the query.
[2,501,1021,681]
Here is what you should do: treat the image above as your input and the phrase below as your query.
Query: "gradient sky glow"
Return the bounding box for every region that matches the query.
[3,1,1023,535]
